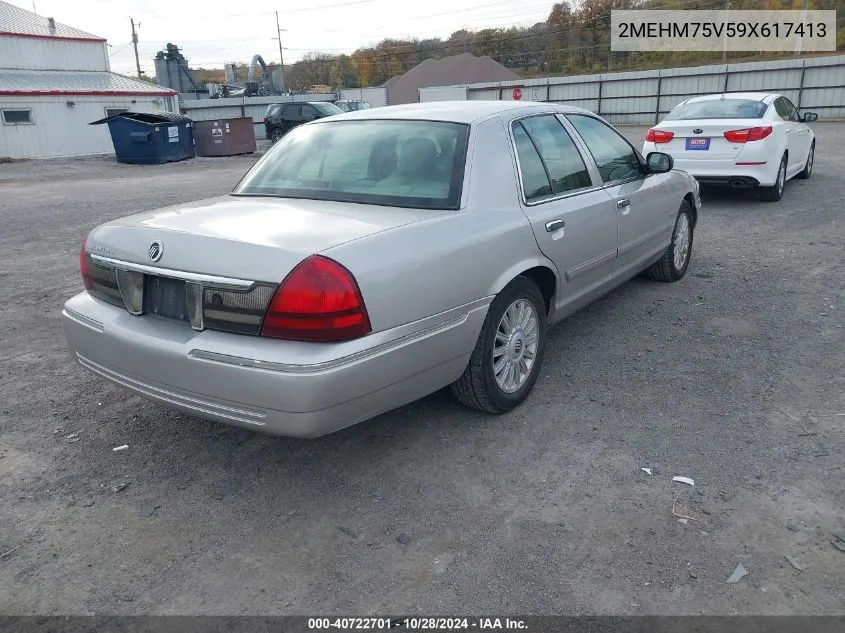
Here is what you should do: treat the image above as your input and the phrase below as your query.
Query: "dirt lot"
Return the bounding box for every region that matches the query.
[1,125,843,616]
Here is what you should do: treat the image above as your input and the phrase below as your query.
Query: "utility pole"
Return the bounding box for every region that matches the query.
[275,11,286,92]
[795,0,809,59]
[130,17,142,78]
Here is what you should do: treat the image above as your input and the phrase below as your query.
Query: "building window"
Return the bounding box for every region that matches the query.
[2,109,33,125]
[105,107,130,118]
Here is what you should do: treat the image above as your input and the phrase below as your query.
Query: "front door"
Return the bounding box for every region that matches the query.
[511,114,618,317]
[564,113,675,278]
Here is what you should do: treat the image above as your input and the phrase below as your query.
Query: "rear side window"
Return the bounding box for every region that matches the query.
[776,97,799,122]
[520,116,592,194]
[666,99,768,120]
[566,114,642,184]
[512,123,552,201]
[285,105,301,118]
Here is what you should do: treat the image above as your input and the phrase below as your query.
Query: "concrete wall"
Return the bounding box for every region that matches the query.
[419,54,845,123]
[0,94,179,158]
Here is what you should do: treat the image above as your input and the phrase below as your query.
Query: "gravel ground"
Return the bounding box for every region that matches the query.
[0,126,843,616]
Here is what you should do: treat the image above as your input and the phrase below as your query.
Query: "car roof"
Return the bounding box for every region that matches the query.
[329,100,591,124]
[683,92,777,104]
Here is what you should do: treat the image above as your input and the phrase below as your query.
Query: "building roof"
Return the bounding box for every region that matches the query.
[0,0,105,41]
[385,53,520,105]
[320,100,590,125]
[0,69,177,96]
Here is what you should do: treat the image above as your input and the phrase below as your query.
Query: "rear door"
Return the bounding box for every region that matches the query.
[774,97,801,171]
[301,104,318,122]
[778,97,811,173]
[565,113,675,277]
[511,114,618,313]
[283,104,302,134]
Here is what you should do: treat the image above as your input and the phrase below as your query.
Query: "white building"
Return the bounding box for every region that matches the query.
[0,0,178,159]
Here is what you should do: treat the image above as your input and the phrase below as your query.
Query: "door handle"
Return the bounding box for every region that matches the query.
[545,219,565,232]
[617,199,630,209]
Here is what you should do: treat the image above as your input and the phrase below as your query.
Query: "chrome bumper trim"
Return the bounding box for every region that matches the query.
[89,254,255,290]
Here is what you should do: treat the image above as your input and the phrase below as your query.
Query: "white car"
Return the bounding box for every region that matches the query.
[642,92,817,202]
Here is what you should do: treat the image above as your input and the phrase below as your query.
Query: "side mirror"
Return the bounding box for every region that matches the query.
[646,151,673,173]
[801,112,818,122]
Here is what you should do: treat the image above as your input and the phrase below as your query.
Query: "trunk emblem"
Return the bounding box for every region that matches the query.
[693,128,703,134]
[148,240,164,262]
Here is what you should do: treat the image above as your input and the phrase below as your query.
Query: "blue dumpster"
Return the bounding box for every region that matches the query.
[90,112,195,164]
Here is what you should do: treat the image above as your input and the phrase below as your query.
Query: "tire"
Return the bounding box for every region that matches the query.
[646,200,694,282]
[270,128,284,143]
[451,277,548,414]
[796,142,814,180]
[761,155,787,202]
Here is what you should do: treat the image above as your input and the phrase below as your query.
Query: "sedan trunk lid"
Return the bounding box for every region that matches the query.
[86,195,444,283]
[653,119,761,160]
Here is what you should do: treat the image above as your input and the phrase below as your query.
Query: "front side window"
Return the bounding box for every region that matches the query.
[234,119,469,210]
[314,103,343,116]
[566,114,642,183]
[2,109,33,125]
[520,115,592,195]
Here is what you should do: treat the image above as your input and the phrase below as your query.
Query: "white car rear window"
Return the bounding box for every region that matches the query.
[666,99,768,120]
[235,120,470,210]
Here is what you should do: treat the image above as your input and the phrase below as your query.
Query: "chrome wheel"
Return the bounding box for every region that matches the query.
[777,160,785,196]
[492,299,539,393]
[807,145,814,175]
[673,213,691,271]
[271,129,284,143]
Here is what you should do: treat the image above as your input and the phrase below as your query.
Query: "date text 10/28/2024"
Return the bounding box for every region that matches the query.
[308,618,528,630]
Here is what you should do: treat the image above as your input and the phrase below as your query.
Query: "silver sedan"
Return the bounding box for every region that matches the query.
[63,101,701,437]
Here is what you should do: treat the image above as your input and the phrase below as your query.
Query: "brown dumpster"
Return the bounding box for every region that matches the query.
[193,118,256,157]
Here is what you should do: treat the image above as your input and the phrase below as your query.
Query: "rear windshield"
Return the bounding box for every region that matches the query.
[666,99,768,120]
[234,120,470,210]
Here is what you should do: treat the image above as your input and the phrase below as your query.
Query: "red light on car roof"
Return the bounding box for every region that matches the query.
[646,129,674,143]
[724,126,773,143]
[80,239,94,290]
[260,255,371,342]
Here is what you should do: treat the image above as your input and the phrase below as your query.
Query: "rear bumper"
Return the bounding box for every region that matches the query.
[644,142,780,187]
[62,292,487,437]
[695,175,760,188]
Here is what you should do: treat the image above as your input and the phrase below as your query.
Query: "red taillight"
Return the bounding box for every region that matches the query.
[260,255,371,342]
[646,128,674,143]
[724,126,772,143]
[80,239,94,290]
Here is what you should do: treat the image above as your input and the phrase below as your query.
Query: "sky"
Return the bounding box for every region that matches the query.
[9,0,555,76]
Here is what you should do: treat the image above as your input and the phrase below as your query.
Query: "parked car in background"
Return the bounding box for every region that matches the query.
[64,101,699,438]
[264,101,343,143]
[333,100,372,112]
[642,92,817,202]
